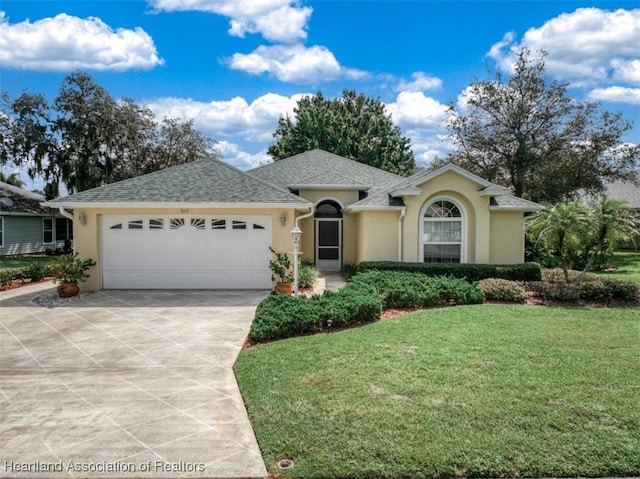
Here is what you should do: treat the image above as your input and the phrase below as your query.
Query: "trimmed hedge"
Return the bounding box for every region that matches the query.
[250,271,485,343]
[357,261,542,282]
[529,277,639,304]
[250,285,381,343]
[349,271,484,309]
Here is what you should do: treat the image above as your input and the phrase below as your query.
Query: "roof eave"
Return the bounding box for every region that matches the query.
[343,205,406,213]
[288,184,370,190]
[478,188,511,197]
[43,201,313,210]
[489,205,543,212]
[390,188,422,197]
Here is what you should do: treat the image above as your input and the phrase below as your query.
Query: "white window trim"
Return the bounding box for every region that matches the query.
[419,197,467,263]
[43,217,54,245]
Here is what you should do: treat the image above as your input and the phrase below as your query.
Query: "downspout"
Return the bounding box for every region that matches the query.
[397,207,406,262]
[295,205,315,228]
[58,207,74,221]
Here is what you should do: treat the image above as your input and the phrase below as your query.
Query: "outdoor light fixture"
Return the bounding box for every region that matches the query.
[291,226,302,298]
[78,212,87,225]
[280,212,286,225]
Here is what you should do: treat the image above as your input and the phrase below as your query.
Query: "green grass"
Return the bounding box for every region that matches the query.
[236,305,640,479]
[595,251,640,284]
[0,254,57,271]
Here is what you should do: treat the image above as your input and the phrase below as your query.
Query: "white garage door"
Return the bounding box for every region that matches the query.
[101,215,272,289]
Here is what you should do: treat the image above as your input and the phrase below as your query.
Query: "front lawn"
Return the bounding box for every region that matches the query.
[0,254,57,271]
[595,251,640,284]
[236,305,640,479]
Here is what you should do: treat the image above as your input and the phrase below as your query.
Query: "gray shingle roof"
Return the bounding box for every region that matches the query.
[0,182,53,215]
[47,159,310,206]
[249,149,406,206]
[490,196,543,210]
[602,172,640,209]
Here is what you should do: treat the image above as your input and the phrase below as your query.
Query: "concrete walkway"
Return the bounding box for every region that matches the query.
[0,283,268,478]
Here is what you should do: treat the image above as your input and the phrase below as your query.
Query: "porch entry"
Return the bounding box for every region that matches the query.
[315,200,342,270]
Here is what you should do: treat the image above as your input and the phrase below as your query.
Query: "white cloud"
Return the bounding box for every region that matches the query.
[487,8,640,89]
[588,87,640,105]
[0,12,162,71]
[149,0,311,43]
[395,72,443,92]
[228,44,367,84]
[385,91,452,165]
[145,92,309,143]
[216,141,272,170]
[387,91,449,130]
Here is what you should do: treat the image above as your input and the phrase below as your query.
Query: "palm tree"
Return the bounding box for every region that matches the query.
[527,197,639,284]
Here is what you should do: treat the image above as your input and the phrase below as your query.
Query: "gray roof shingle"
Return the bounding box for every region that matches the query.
[0,182,53,215]
[602,171,640,209]
[48,159,310,206]
[249,149,405,206]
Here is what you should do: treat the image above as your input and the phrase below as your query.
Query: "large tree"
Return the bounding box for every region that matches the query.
[447,48,639,203]
[1,72,218,196]
[268,89,415,176]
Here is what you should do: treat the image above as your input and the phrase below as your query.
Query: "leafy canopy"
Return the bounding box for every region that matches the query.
[1,72,218,197]
[447,48,639,203]
[268,89,415,176]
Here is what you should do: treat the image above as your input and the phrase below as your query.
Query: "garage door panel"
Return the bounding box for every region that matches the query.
[102,215,272,289]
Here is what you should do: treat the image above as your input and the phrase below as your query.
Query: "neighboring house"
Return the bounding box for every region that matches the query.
[45,149,541,291]
[0,182,73,257]
[599,171,640,249]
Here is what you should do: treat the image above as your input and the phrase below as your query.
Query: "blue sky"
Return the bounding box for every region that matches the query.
[1,0,639,189]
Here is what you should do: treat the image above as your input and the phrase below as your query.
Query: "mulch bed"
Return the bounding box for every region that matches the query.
[0,277,54,292]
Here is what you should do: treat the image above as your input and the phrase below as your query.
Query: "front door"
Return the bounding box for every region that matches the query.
[316,218,342,270]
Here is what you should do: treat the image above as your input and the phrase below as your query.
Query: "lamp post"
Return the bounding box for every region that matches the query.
[291,226,302,298]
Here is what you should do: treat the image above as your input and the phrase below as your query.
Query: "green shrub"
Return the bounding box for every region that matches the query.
[341,263,359,280]
[478,278,528,303]
[349,271,483,309]
[542,268,599,284]
[600,278,639,303]
[297,265,317,289]
[250,285,383,342]
[22,262,45,282]
[0,269,16,287]
[357,261,541,282]
[316,285,382,328]
[250,294,322,342]
[528,281,582,302]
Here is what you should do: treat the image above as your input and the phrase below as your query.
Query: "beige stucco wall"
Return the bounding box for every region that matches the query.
[489,211,525,263]
[355,210,399,263]
[401,170,491,263]
[72,207,301,291]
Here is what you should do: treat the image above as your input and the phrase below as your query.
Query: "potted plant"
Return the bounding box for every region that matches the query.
[269,247,294,294]
[52,253,96,298]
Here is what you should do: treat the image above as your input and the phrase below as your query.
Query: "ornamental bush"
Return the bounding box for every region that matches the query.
[349,271,484,309]
[478,278,528,303]
[357,261,541,282]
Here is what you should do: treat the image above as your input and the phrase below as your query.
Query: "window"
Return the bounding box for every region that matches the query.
[253,223,265,230]
[170,218,185,230]
[110,223,123,230]
[128,220,143,230]
[0,217,3,247]
[232,220,247,230]
[55,218,73,241]
[149,219,164,230]
[422,199,464,263]
[191,218,205,230]
[211,219,226,229]
[43,218,53,244]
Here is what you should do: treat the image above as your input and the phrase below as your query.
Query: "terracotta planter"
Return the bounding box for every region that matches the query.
[57,282,80,298]
[274,282,294,295]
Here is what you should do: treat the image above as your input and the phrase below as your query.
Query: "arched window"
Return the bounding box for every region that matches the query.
[422,199,464,263]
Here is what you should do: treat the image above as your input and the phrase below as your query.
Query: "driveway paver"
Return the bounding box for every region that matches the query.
[0,283,268,478]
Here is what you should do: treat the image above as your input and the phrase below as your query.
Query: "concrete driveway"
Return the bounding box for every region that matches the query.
[0,283,268,478]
